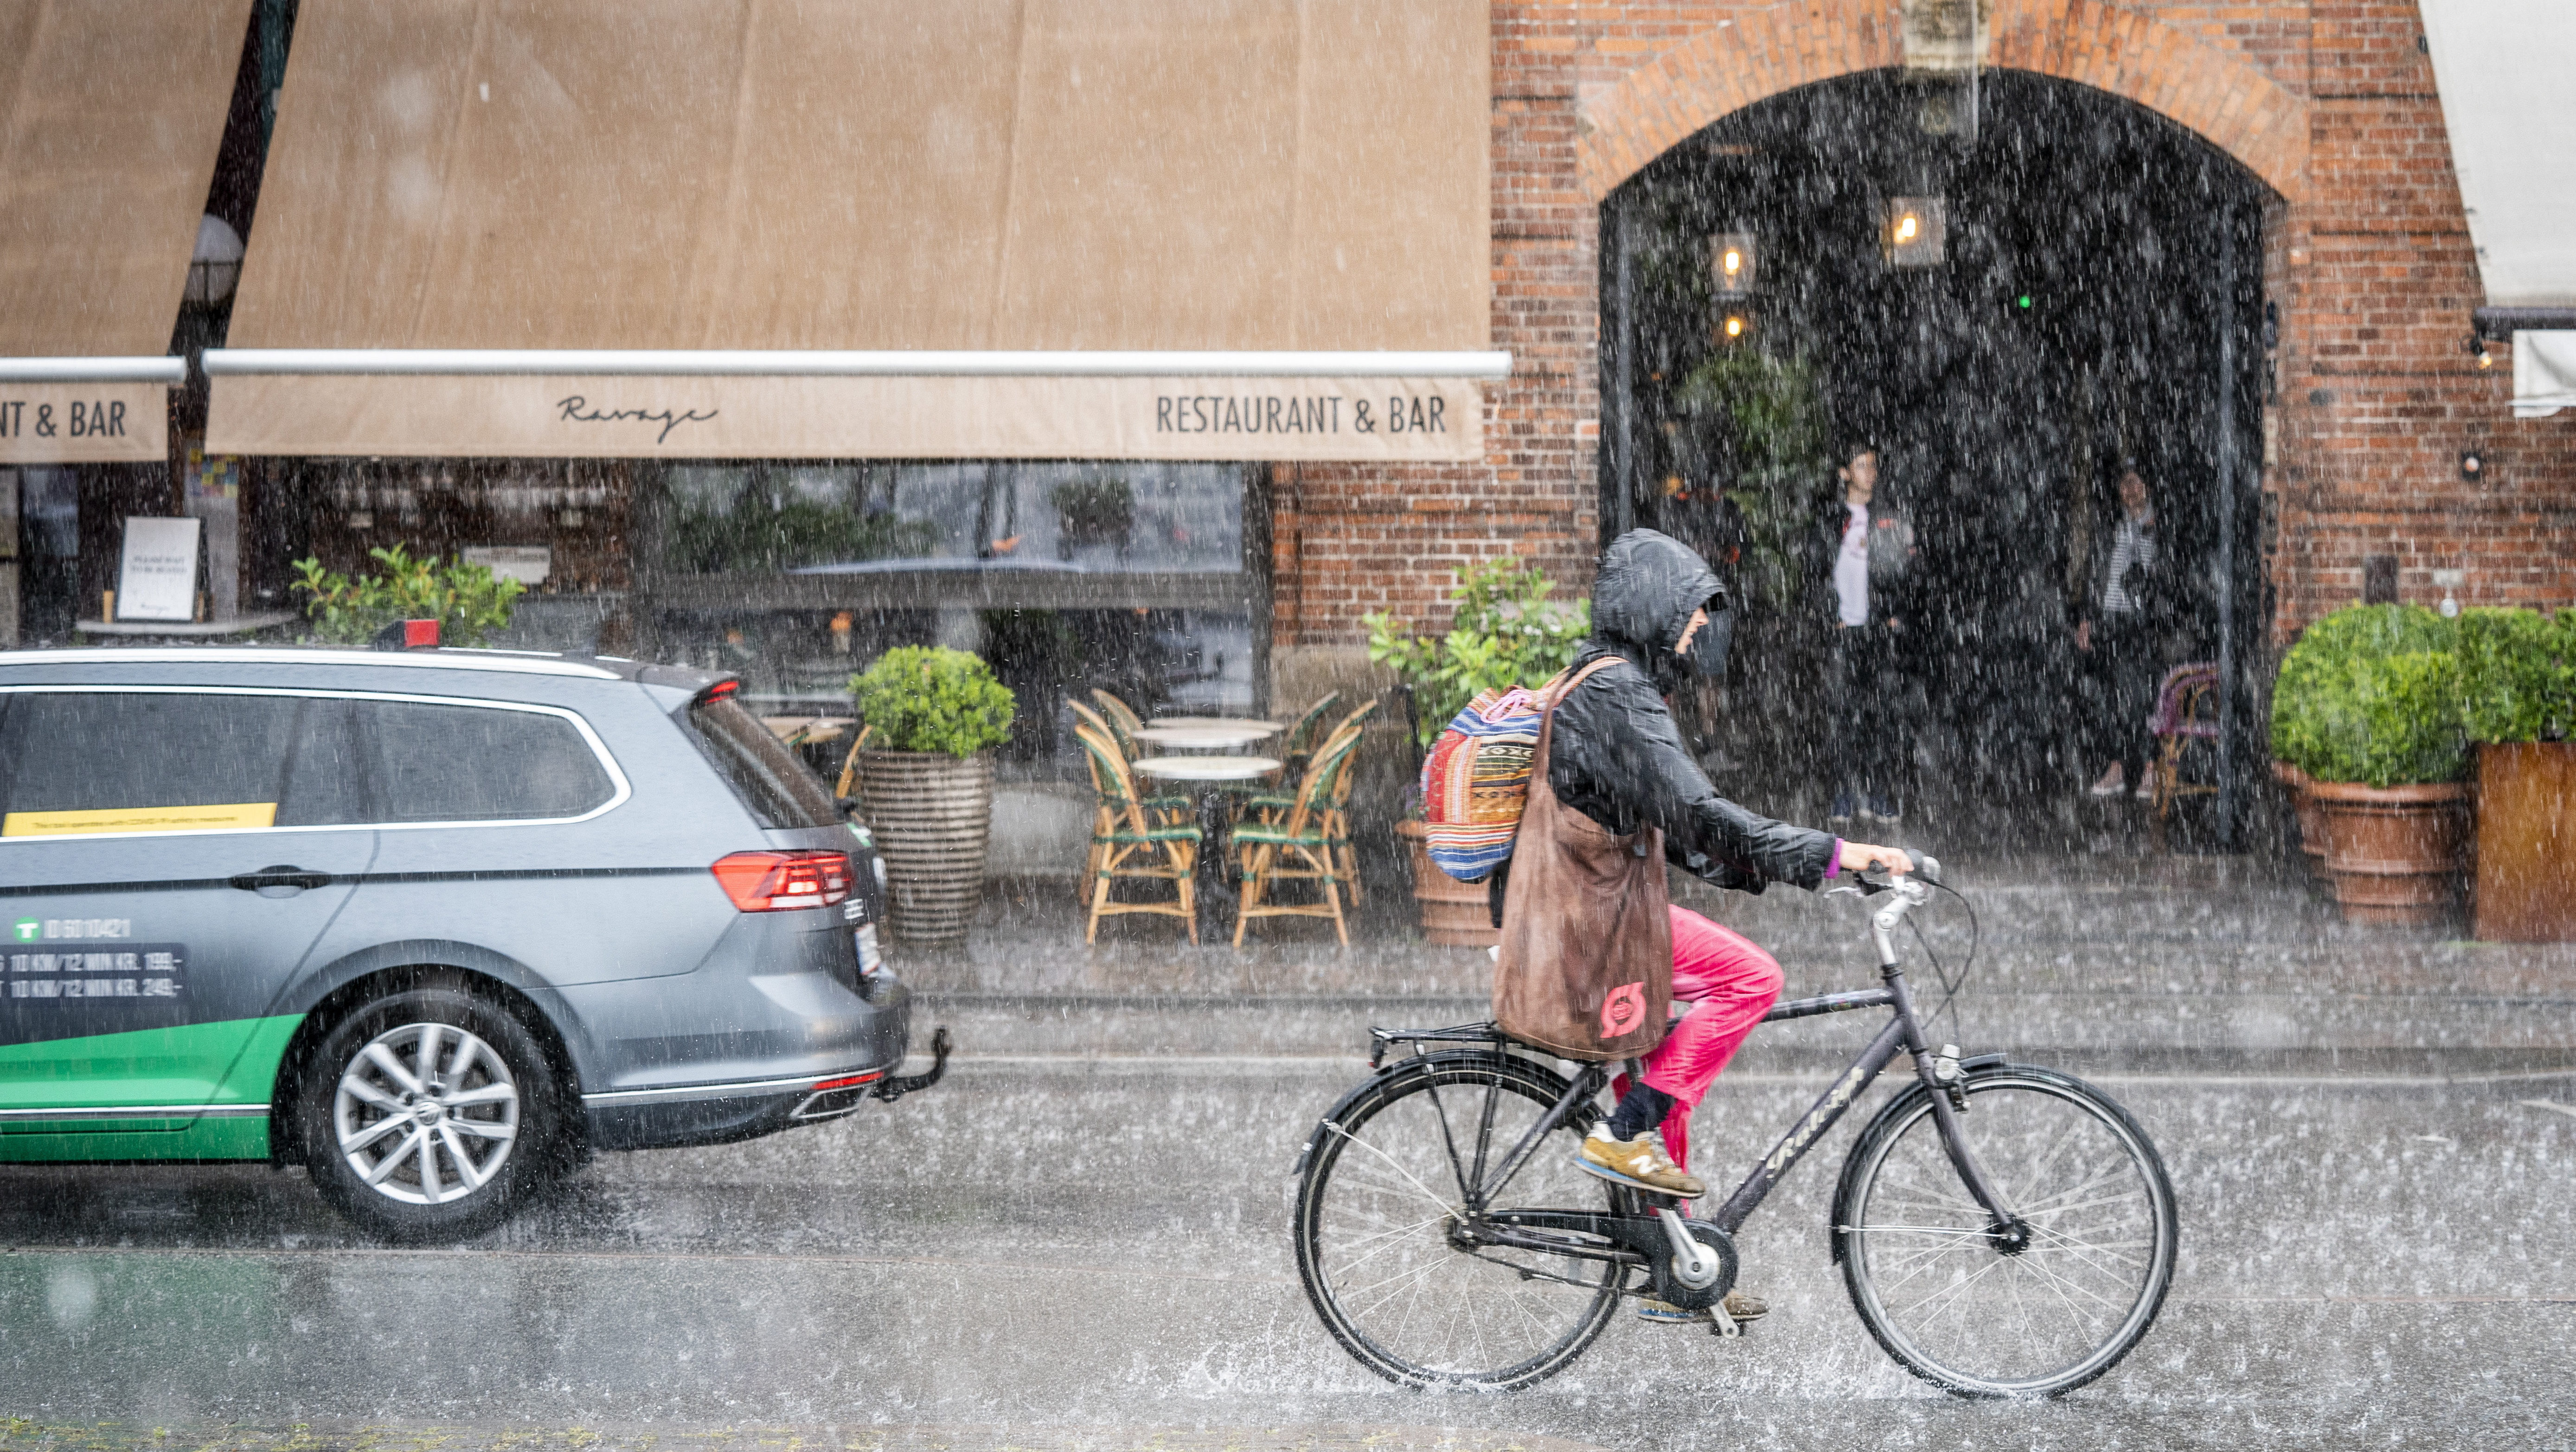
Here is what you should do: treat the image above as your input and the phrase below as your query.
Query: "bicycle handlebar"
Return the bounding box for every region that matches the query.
[1858,850,1939,885]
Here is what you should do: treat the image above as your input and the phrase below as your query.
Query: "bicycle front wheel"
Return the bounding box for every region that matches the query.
[1837,1064,2178,1397]
[1293,1052,1622,1390]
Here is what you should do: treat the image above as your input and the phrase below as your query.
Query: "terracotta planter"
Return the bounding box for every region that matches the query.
[1396,819,1499,948]
[2274,760,2331,866]
[2308,780,2470,926]
[856,749,994,947]
[2473,742,2576,942]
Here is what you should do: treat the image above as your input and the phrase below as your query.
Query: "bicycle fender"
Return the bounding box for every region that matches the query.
[1290,1049,1578,1181]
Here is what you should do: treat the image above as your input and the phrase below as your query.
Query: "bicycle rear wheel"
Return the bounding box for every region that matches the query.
[1293,1052,1622,1390]
[1837,1064,2178,1397]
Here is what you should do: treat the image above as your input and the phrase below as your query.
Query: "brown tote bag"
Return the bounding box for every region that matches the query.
[1493,658,1673,1061]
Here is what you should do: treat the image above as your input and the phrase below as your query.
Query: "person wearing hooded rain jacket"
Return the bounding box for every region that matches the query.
[1540,527,1912,1325]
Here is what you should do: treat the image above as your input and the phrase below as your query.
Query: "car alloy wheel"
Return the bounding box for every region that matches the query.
[333,1021,522,1206]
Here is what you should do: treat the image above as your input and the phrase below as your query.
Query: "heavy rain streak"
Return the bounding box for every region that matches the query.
[3,4,2572,1452]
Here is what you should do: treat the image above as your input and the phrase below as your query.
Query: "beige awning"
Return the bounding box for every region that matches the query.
[208,0,1495,460]
[0,0,249,462]
[2422,0,2576,310]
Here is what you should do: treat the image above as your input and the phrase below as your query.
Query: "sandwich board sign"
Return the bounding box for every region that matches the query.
[116,516,201,622]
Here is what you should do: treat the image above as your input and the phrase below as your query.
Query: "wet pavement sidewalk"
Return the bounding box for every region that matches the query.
[0,1426,1608,1452]
[899,855,2576,1075]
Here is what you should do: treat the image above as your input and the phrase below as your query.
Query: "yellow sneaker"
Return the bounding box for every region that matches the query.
[1577,1124,1706,1197]
[1722,1289,1769,1322]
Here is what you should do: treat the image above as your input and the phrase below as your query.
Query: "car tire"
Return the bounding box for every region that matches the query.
[298,979,571,1242]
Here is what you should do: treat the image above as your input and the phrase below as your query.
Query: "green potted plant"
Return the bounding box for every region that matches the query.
[851,646,1019,947]
[2270,604,2470,924]
[2457,607,2576,940]
[1366,560,1590,947]
[291,544,525,646]
[1050,476,1134,558]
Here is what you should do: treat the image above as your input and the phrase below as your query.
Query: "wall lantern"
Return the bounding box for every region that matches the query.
[1883,198,1947,268]
[1718,311,1751,343]
[185,214,244,307]
[1710,232,1757,297]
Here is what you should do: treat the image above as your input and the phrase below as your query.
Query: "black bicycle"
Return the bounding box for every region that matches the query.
[1291,855,2178,1396]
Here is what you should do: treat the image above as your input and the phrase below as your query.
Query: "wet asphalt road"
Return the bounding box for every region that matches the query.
[4,1053,2574,1451]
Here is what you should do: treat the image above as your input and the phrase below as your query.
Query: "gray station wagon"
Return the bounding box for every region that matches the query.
[0,645,939,1240]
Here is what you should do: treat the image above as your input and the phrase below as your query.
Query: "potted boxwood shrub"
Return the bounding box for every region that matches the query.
[2270,604,2470,925]
[1367,560,1591,947]
[851,646,1018,947]
[2458,607,2576,941]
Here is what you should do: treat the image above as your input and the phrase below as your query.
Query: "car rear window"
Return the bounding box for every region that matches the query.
[360,701,617,823]
[0,691,303,837]
[683,697,841,829]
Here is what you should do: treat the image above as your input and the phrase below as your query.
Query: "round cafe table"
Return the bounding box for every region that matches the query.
[1132,755,1281,940]
[1130,721,1280,752]
[1150,716,1283,732]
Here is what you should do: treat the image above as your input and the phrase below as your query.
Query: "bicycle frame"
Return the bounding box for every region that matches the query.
[1379,874,2023,1247]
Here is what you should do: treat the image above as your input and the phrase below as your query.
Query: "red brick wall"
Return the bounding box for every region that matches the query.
[1275,0,2576,650]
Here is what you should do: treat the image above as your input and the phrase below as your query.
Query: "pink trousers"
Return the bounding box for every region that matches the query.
[1610,905,1784,1171]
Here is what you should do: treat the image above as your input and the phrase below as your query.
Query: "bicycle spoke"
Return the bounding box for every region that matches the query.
[1298,1059,1618,1388]
[1843,1075,2175,1395]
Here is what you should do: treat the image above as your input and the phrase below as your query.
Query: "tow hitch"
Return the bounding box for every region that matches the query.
[871,1025,952,1103]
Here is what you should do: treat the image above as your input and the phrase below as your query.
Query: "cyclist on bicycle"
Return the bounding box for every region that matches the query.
[1541,528,1909,1319]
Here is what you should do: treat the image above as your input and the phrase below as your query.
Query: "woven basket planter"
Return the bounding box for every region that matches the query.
[857,749,994,947]
[1397,819,1499,948]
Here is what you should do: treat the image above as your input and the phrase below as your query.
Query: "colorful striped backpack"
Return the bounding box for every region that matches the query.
[1418,658,1622,883]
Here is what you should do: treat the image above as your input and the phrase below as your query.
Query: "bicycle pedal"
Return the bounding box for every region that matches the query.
[1707,1305,1743,1339]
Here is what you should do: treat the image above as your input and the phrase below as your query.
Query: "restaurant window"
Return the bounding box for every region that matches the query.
[641,461,1262,782]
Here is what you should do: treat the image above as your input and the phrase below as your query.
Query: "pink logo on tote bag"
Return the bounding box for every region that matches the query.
[1600,981,1646,1037]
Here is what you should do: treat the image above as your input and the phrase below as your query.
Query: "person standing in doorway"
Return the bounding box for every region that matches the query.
[2078,462,2164,799]
[1813,442,1916,826]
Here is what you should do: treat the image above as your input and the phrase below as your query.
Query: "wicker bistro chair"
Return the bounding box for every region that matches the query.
[1066,698,1192,897]
[1088,690,1147,755]
[1266,691,1344,786]
[1245,698,1380,897]
[1250,698,1378,812]
[1073,724,1202,945]
[2148,662,2223,825]
[1228,724,1367,948]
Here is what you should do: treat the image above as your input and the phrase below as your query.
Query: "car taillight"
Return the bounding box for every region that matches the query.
[710,850,852,912]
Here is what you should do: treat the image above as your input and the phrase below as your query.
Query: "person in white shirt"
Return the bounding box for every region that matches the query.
[1812,442,1915,826]
[2078,464,2163,799]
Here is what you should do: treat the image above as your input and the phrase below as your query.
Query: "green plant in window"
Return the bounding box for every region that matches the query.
[665,494,936,573]
[1366,559,1592,747]
[1672,348,1829,614]
[1049,477,1134,554]
[851,646,1019,757]
[290,545,524,647]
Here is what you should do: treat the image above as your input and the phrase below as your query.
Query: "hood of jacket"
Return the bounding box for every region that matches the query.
[1586,528,1724,692]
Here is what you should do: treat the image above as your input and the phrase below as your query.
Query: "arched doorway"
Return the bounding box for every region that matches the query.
[1600,69,2272,846]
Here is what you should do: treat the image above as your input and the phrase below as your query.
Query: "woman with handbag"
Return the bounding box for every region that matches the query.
[1496,527,1910,1325]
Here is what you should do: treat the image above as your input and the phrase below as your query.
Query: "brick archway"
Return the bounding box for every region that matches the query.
[1576,0,2308,203]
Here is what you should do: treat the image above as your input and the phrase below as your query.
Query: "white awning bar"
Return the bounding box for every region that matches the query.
[202,349,1514,379]
[0,356,188,384]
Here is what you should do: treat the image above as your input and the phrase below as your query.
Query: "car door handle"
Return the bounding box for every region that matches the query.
[229,866,334,893]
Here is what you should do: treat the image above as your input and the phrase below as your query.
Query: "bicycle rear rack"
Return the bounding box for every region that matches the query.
[1367,1021,1506,1068]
